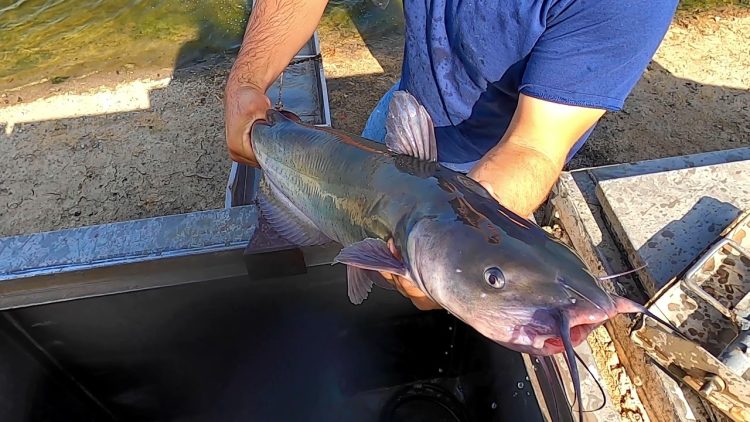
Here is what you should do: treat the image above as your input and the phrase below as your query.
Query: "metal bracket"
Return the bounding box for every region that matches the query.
[631,210,750,421]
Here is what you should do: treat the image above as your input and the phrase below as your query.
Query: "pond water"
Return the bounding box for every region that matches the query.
[0,0,403,91]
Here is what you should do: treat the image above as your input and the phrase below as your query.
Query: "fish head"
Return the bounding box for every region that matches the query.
[406,215,621,357]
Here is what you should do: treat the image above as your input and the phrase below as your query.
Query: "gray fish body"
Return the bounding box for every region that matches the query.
[252,112,451,252]
[249,93,673,421]
[251,108,611,353]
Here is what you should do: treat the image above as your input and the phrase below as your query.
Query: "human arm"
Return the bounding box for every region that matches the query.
[467,94,604,217]
[225,0,329,166]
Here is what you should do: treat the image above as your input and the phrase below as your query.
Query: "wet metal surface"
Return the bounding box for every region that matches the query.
[0,205,257,281]
[632,211,750,421]
[0,206,257,310]
[595,158,750,297]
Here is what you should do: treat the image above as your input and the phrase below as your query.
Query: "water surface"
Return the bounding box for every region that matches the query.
[0,0,403,91]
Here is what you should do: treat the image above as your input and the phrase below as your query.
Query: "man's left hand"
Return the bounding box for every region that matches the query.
[380,272,442,310]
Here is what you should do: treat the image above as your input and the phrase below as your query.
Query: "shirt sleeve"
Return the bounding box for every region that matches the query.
[519,0,679,111]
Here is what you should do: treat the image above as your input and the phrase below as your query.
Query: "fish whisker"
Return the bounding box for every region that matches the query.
[559,311,583,422]
[572,349,607,413]
[598,263,648,281]
[612,295,689,340]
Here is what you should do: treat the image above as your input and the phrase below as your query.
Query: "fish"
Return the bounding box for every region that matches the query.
[247,91,677,420]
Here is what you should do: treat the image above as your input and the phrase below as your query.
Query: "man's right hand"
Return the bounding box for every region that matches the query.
[224,79,272,167]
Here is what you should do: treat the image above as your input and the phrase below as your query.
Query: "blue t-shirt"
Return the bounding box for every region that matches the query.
[399,0,679,164]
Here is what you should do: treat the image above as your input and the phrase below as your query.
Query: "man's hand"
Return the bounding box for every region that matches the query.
[380,272,442,310]
[224,81,271,167]
[223,0,329,166]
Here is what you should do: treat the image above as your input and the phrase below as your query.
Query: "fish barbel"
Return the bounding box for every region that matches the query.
[248,91,672,420]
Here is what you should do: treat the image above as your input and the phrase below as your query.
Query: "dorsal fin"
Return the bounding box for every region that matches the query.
[384,91,438,162]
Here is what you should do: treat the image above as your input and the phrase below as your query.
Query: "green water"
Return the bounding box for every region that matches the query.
[0,0,745,92]
[0,0,402,91]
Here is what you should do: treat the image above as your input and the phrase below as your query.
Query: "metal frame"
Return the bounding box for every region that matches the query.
[631,210,750,421]
[548,147,750,422]
[0,207,257,310]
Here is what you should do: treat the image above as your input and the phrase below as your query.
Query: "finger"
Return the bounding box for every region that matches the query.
[379,271,395,281]
[412,297,442,311]
[228,150,255,167]
[393,280,409,297]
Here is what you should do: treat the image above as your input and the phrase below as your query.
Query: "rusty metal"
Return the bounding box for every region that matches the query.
[631,210,750,421]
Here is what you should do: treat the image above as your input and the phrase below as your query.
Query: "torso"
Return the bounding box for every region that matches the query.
[400,0,679,165]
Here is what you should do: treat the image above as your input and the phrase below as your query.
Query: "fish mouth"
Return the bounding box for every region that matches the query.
[536,323,601,354]
[528,307,610,355]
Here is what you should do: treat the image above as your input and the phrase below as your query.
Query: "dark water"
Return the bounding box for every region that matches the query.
[0,0,403,91]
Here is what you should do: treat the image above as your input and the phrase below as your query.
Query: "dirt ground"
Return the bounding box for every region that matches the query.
[1,6,749,421]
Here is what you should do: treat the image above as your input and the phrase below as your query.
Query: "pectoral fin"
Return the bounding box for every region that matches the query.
[334,238,407,304]
[334,238,407,275]
[346,266,397,304]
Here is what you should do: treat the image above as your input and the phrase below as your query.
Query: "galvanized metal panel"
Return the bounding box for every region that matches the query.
[0,206,258,309]
[629,211,750,422]
[0,206,258,281]
[595,159,750,297]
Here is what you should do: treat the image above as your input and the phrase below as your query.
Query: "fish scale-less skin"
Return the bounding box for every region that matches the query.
[251,114,456,248]
[249,110,620,353]
[247,109,665,422]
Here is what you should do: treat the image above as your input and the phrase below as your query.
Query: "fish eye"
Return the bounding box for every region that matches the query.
[484,267,505,289]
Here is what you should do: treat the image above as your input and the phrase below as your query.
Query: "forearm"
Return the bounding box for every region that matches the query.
[468,137,563,217]
[230,0,329,91]
[468,94,604,217]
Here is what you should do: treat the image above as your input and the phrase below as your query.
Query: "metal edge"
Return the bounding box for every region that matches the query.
[225,161,239,208]
[521,355,556,422]
[0,205,258,281]
[578,147,750,183]
[0,248,250,311]
[313,30,333,128]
